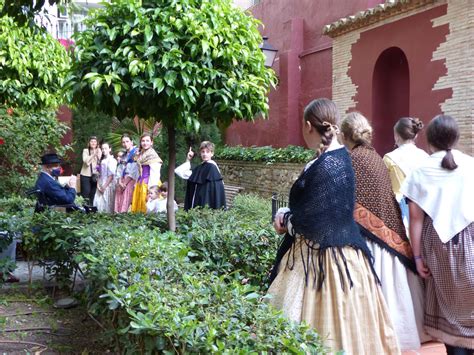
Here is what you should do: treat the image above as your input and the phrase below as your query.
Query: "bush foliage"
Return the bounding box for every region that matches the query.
[215,145,314,164]
[0,194,327,353]
[0,106,68,196]
[0,15,70,110]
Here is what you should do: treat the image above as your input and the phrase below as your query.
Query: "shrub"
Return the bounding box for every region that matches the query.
[0,195,328,353]
[0,107,68,196]
[215,145,314,164]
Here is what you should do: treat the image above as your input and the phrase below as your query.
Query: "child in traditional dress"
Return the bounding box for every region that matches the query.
[115,151,125,184]
[340,112,427,350]
[402,115,474,355]
[131,133,162,213]
[383,117,429,229]
[146,182,178,214]
[114,134,139,213]
[93,142,117,213]
[175,141,226,211]
[269,98,399,354]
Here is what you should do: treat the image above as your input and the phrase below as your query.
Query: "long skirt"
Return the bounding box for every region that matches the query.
[114,180,136,213]
[422,219,474,350]
[131,181,148,213]
[93,184,116,213]
[267,237,400,354]
[367,240,430,350]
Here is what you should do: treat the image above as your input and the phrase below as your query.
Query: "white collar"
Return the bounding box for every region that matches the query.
[401,149,474,242]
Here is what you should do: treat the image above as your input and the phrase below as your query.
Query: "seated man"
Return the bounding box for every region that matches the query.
[35,153,77,208]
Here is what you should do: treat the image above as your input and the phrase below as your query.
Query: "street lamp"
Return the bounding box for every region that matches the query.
[260,36,278,68]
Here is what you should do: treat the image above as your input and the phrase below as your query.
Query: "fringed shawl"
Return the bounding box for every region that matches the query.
[271,148,376,290]
[350,145,416,273]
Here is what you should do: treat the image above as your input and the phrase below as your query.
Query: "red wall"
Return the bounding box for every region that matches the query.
[349,5,451,155]
[226,0,386,148]
[57,105,74,175]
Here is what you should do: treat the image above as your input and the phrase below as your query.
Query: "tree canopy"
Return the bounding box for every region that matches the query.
[67,0,276,130]
[0,15,70,110]
[67,0,276,230]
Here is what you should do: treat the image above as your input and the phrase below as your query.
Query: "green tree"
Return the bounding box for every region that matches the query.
[0,15,70,110]
[0,15,70,195]
[67,0,276,230]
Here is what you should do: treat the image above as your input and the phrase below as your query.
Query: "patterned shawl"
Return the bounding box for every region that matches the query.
[350,145,415,272]
[135,148,162,175]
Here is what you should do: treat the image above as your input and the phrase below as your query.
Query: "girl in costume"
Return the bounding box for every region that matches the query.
[402,115,474,355]
[93,142,117,213]
[131,133,162,213]
[268,98,399,354]
[340,112,427,350]
[114,134,139,213]
[383,117,429,228]
[79,136,102,205]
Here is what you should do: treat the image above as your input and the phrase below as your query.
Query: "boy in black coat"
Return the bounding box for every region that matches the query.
[175,141,226,211]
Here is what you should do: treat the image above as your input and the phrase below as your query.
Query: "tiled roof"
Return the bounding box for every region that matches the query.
[323,0,437,38]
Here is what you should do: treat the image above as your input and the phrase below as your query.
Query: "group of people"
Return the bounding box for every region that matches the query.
[24,99,474,354]
[77,134,226,214]
[269,98,473,354]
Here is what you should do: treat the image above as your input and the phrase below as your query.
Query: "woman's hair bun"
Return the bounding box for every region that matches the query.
[411,117,424,133]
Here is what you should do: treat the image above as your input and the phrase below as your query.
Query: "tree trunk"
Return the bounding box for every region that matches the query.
[166,124,176,232]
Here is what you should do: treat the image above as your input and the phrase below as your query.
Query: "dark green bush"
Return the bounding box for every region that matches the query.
[0,195,328,354]
[215,145,314,164]
[0,107,68,196]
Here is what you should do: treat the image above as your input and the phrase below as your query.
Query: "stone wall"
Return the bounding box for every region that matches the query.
[216,160,304,198]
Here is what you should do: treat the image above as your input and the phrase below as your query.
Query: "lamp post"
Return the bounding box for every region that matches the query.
[260,36,278,68]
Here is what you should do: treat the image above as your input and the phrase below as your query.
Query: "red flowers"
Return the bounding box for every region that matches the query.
[6,107,13,116]
[0,138,4,145]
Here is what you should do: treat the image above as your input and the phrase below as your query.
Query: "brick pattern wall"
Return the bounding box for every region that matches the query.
[332,1,444,115]
[432,0,474,155]
[216,160,304,198]
[331,0,474,155]
[332,31,361,114]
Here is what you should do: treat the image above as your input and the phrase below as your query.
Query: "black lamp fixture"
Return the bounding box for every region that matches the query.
[259,36,278,68]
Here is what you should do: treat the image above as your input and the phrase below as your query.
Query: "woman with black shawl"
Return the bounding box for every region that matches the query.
[340,112,428,351]
[268,99,399,354]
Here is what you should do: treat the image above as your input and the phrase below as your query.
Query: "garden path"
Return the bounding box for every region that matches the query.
[0,262,111,353]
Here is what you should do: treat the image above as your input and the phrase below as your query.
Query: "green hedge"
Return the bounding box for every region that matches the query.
[0,195,328,354]
[214,145,314,164]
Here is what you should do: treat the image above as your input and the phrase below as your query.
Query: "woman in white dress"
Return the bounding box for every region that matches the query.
[93,142,117,213]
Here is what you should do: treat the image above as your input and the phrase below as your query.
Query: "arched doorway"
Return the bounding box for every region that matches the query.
[372,47,409,155]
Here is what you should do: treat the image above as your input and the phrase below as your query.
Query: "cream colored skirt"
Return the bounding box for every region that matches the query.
[267,238,400,355]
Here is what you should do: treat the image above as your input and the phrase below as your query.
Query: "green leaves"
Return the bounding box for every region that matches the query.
[67,0,276,130]
[215,145,315,164]
[0,106,68,196]
[0,16,70,110]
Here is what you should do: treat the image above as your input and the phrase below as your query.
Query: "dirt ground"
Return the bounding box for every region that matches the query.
[0,284,113,354]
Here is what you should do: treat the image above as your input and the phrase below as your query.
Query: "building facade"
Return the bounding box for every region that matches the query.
[226,0,474,156]
[38,0,102,40]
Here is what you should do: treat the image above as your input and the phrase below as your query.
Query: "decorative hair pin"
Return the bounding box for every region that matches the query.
[322,121,340,134]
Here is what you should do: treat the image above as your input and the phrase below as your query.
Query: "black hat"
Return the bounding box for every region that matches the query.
[40,153,61,165]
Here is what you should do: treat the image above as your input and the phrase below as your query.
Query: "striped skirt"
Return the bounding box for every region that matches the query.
[267,237,400,354]
[114,180,136,213]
